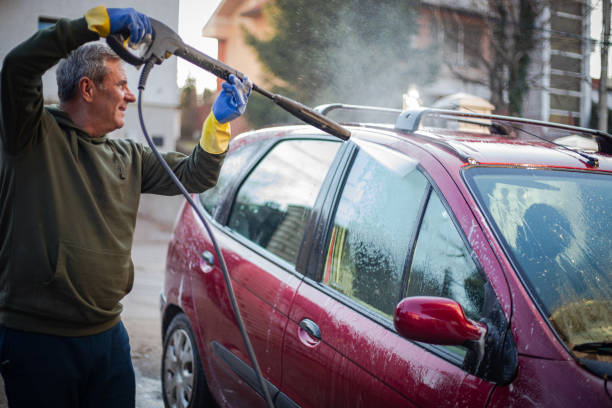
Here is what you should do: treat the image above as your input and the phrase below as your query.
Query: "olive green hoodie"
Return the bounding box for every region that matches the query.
[0,18,224,336]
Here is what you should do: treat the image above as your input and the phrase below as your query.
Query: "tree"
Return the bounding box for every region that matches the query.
[598,0,610,131]
[178,77,216,150]
[244,0,440,128]
[179,76,199,142]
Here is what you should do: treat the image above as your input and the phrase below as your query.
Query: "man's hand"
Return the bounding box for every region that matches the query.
[212,74,253,124]
[199,75,252,155]
[85,6,152,45]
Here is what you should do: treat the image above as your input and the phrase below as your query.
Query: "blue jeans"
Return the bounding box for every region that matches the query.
[0,321,135,408]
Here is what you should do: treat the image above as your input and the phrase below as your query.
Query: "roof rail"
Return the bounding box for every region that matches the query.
[314,103,402,116]
[395,108,612,141]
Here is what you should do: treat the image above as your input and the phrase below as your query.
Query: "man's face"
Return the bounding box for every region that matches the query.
[93,59,135,134]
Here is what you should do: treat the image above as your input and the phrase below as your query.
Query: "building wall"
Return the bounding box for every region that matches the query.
[546,1,592,126]
[417,5,492,105]
[0,0,180,150]
[203,0,273,89]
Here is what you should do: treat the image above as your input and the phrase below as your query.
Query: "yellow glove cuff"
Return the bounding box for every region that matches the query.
[85,6,111,37]
[200,112,231,155]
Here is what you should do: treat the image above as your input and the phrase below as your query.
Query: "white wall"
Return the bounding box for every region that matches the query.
[0,0,180,151]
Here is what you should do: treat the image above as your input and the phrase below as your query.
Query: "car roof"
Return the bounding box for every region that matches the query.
[234,106,612,174]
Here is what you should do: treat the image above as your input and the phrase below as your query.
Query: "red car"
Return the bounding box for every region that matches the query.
[160,107,612,407]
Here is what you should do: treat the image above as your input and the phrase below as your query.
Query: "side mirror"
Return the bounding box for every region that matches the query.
[393,296,486,345]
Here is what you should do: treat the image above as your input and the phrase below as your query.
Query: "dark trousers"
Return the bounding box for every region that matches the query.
[0,321,135,408]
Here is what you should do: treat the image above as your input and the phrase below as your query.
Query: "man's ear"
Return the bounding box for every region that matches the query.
[77,77,96,103]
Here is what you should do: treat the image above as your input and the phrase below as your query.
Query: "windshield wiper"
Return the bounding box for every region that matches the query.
[573,342,612,356]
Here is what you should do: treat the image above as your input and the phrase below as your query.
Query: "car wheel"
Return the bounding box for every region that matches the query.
[162,313,214,408]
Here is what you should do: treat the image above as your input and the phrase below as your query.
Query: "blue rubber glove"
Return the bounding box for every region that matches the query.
[107,7,152,45]
[212,74,253,124]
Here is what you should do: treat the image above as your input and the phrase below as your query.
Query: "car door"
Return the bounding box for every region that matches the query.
[190,136,341,407]
[281,139,498,407]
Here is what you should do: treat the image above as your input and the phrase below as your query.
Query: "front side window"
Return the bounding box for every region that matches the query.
[228,139,340,265]
[466,167,612,353]
[323,144,426,318]
[406,192,485,321]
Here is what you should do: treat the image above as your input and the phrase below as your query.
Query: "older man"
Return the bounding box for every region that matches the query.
[0,6,251,407]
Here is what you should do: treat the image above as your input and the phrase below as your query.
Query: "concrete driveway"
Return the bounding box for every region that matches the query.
[123,194,185,408]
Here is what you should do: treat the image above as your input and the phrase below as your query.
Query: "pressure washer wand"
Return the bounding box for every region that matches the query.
[174,44,351,140]
[108,18,351,141]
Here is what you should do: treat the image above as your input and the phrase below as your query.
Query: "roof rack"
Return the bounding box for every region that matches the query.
[395,108,612,140]
[314,103,402,116]
[314,104,612,155]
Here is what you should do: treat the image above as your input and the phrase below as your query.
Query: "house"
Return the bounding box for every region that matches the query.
[202,0,597,127]
[0,0,180,150]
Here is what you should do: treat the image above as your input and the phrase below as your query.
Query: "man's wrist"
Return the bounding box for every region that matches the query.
[199,112,231,155]
[85,6,111,37]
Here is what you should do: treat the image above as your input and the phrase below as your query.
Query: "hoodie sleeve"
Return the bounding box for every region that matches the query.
[140,144,226,195]
[0,18,98,156]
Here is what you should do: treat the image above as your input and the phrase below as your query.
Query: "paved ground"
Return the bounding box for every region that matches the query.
[123,209,175,408]
[0,195,183,407]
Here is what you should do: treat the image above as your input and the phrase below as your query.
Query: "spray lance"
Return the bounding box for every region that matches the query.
[107,18,350,408]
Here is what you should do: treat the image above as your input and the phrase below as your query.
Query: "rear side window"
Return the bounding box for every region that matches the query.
[228,139,340,265]
[199,143,260,216]
[323,145,427,318]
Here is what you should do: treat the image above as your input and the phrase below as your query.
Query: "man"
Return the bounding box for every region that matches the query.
[0,6,251,407]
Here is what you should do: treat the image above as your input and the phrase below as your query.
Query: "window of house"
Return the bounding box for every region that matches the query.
[434,16,483,69]
[38,17,58,30]
[322,146,427,318]
[227,139,340,265]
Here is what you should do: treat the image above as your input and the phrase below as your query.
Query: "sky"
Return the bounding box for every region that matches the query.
[177,0,223,92]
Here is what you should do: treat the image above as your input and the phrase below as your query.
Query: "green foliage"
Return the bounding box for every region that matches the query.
[244,0,439,127]
[180,76,197,108]
[201,88,215,105]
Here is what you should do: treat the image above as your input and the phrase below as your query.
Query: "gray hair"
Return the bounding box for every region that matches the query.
[56,43,120,102]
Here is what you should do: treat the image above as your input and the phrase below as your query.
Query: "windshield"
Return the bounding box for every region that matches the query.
[465,167,612,354]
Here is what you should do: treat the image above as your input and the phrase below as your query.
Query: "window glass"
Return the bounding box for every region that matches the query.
[38,17,57,30]
[200,143,260,216]
[228,139,340,265]
[406,192,485,358]
[466,167,612,350]
[407,192,485,320]
[323,146,427,318]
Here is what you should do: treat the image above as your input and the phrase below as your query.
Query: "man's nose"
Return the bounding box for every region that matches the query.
[125,87,136,103]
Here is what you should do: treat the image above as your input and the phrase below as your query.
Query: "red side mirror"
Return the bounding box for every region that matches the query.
[394,296,486,345]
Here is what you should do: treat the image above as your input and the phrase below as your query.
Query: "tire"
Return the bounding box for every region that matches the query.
[162,313,215,408]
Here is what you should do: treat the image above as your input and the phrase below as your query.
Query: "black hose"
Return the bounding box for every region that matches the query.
[137,62,275,408]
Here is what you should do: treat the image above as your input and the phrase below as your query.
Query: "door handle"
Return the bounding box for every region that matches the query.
[299,318,321,341]
[200,250,215,265]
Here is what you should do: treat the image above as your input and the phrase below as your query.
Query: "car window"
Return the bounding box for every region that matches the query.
[322,146,427,318]
[228,139,340,265]
[406,191,485,358]
[466,167,612,351]
[199,143,260,216]
[406,192,485,320]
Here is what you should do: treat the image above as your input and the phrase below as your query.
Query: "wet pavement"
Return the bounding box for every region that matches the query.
[122,194,185,408]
